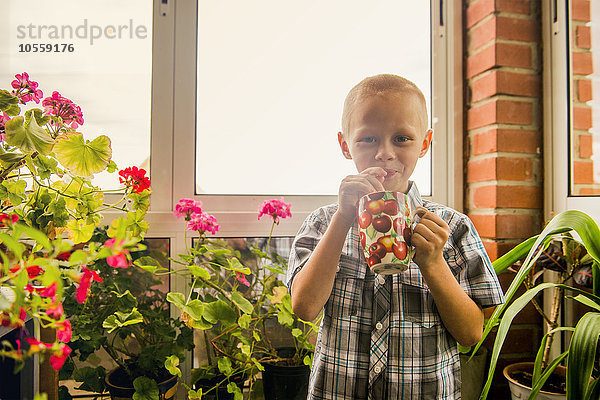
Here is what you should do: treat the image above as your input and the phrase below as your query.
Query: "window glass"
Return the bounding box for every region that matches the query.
[196,0,432,196]
[570,1,600,195]
[3,0,152,190]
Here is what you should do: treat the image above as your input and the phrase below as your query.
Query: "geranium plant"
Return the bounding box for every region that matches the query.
[153,197,319,400]
[0,73,154,397]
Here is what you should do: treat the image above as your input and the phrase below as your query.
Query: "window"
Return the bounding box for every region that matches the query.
[4,0,152,190]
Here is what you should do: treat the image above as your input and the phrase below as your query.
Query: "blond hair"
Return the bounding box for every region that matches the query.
[341,74,428,136]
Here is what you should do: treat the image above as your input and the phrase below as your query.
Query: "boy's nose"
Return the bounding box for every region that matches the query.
[375,143,396,161]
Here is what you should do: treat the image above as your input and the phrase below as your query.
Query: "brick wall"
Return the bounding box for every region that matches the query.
[464,1,544,398]
[571,0,600,194]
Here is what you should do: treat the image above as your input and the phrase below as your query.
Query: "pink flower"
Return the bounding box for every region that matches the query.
[235,272,251,287]
[187,211,220,235]
[118,166,151,193]
[49,343,71,370]
[42,91,84,128]
[104,238,130,268]
[40,283,57,302]
[0,112,10,142]
[75,266,101,303]
[11,72,43,104]
[25,337,47,353]
[46,303,64,319]
[56,319,72,343]
[174,198,203,220]
[258,198,292,224]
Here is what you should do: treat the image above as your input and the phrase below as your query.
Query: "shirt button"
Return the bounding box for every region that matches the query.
[374,366,382,374]
[336,265,340,272]
[375,322,383,330]
[377,275,385,285]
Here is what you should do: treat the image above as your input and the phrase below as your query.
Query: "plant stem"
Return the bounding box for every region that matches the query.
[542,282,564,367]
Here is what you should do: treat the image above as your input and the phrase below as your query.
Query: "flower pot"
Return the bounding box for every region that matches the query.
[105,367,178,400]
[503,362,566,400]
[194,373,245,400]
[459,347,488,400]
[261,347,311,400]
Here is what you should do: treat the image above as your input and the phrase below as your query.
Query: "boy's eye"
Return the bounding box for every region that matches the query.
[359,137,375,143]
[394,136,409,143]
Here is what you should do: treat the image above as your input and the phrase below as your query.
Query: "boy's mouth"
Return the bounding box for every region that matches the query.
[383,168,397,178]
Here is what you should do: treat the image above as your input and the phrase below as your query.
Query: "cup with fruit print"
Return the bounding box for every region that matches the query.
[357,191,412,274]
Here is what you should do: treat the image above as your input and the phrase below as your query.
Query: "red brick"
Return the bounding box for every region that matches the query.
[471,71,540,102]
[496,16,538,42]
[469,16,496,50]
[496,0,531,15]
[496,42,533,69]
[497,100,533,125]
[467,44,496,78]
[469,214,537,239]
[472,129,541,155]
[572,0,591,22]
[467,157,497,182]
[466,0,495,28]
[496,214,536,238]
[497,157,534,181]
[573,161,594,184]
[572,52,594,75]
[578,79,593,102]
[482,240,521,261]
[473,185,541,208]
[468,99,533,129]
[469,214,496,238]
[576,25,592,49]
[580,187,600,195]
[573,106,592,130]
[579,134,594,158]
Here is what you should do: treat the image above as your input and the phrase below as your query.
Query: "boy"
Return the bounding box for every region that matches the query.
[287,74,504,399]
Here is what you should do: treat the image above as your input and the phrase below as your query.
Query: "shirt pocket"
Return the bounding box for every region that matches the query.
[395,264,440,328]
[325,254,365,318]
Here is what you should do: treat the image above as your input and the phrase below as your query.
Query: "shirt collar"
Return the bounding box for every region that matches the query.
[405,180,423,210]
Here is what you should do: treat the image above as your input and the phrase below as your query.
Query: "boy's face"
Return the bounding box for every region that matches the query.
[338,92,433,193]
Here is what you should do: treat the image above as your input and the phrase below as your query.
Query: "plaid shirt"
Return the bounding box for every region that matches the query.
[287,183,504,400]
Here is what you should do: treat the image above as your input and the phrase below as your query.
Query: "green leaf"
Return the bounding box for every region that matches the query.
[1,180,26,206]
[189,265,211,280]
[292,328,303,338]
[102,308,144,333]
[571,294,600,312]
[112,290,138,312]
[227,257,251,274]
[132,376,159,400]
[231,291,253,314]
[184,300,205,320]
[12,223,51,250]
[0,147,27,168]
[203,300,237,325]
[66,219,95,244]
[25,108,50,127]
[34,394,48,400]
[134,256,162,274]
[277,309,294,328]
[0,233,26,259]
[5,115,54,154]
[238,313,251,329]
[567,312,600,400]
[529,352,569,399]
[53,132,112,177]
[165,355,181,378]
[166,292,186,309]
[0,89,19,114]
[218,357,232,375]
[227,382,243,400]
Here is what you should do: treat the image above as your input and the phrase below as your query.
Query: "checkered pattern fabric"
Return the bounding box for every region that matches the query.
[287,182,505,400]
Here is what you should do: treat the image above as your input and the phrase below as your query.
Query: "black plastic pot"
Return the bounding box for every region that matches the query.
[105,367,178,400]
[261,348,311,400]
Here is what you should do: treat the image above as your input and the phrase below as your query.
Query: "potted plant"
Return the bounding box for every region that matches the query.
[0,72,155,399]
[471,210,600,400]
[157,198,319,400]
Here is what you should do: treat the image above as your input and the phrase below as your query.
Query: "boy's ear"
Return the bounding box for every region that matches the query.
[419,129,433,158]
[338,132,352,159]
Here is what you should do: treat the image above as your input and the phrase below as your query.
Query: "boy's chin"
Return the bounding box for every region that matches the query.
[383,179,409,193]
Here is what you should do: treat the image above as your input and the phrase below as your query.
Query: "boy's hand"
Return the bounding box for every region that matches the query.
[411,207,450,271]
[337,167,386,223]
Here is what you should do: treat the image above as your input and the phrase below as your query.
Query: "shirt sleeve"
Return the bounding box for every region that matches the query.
[445,213,505,309]
[286,207,330,292]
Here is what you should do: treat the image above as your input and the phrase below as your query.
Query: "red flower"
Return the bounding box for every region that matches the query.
[40,283,57,302]
[235,272,250,287]
[56,252,72,261]
[46,303,64,319]
[0,213,19,227]
[49,344,71,370]
[119,166,151,193]
[42,91,84,128]
[75,266,101,303]
[258,198,292,224]
[26,265,44,279]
